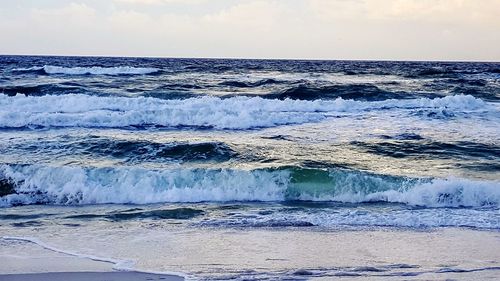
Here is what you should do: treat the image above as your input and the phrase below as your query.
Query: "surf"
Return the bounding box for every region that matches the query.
[0,94,489,130]
[1,164,498,208]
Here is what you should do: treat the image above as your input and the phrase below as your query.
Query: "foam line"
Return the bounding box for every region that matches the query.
[1,236,190,279]
[1,164,498,208]
[0,94,489,129]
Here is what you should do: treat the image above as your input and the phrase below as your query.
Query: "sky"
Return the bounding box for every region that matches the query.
[0,0,499,61]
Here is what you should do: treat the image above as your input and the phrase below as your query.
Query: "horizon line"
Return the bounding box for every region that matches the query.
[1,53,499,64]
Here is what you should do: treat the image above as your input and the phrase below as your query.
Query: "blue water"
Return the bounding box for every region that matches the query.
[1,56,500,280]
[0,56,499,230]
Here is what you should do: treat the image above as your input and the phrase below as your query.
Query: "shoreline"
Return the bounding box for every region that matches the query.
[1,227,499,280]
[0,272,184,281]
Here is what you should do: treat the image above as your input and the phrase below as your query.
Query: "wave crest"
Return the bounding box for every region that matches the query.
[1,164,498,208]
[0,94,488,130]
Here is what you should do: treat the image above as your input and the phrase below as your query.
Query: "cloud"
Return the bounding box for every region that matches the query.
[0,0,499,60]
[114,0,164,4]
[113,0,207,5]
[109,10,153,29]
[308,0,500,25]
[31,2,96,24]
[202,1,288,32]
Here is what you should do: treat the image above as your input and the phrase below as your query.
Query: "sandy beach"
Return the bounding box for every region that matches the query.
[1,226,499,280]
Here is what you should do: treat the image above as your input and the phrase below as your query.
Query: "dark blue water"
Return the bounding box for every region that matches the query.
[2,56,499,101]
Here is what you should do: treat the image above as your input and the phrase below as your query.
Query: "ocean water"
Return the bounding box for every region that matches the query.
[0,56,499,280]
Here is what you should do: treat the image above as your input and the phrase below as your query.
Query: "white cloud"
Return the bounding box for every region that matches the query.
[0,0,499,60]
[203,1,283,27]
[113,0,207,5]
[114,0,164,4]
[109,10,153,29]
[308,0,500,25]
[31,2,96,25]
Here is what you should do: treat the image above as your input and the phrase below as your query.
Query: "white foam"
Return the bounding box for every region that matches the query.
[325,177,500,207]
[0,165,289,206]
[1,236,128,267]
[0,94,488,129]
[12,66,44,72]
[200,206,500,229]
[14,65,160,75]
[1,236,189,279]
[1,164,498,208]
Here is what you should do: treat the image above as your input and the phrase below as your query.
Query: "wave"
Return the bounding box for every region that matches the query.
[65,208,204,221]
[219,78,281,88]
[451,86,500,102]
[268,84,439,101]
[446,78,488,87]
[414,68,456,77]
[0,94,488,130]
[1,164,498,208]
[13,65,160,75]
[352,140,500,161]
[66,138,236,162]
[1,84,86,96]
[199,203,500,229]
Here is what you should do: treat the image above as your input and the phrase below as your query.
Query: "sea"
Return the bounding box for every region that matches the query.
[0,56,499,280]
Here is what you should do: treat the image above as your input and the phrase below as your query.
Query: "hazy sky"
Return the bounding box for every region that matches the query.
[1,0,499,61]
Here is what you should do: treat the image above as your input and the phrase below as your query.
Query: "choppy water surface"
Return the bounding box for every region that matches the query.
[0,56,499,279]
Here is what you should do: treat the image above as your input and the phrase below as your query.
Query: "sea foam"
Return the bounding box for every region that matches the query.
[1,164,498,208]
[0,94,488,129]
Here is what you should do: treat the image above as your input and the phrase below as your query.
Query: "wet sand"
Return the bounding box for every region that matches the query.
[1,227,499,280]
[0,272,184,281]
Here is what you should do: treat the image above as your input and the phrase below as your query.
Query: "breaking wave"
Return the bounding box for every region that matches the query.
[1,164,498,208]
[0,94,488,130]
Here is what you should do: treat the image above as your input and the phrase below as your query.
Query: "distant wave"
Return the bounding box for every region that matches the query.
[219,78,281,88]
[13,65,160,75]
[352,140,500,161]
[1,164,498,207]
[488,68,500,74]
[65,138,236,162]
[1,84,85,96]
[0,94,488,130]
[414,68,455,77]
[267,84,437,101]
